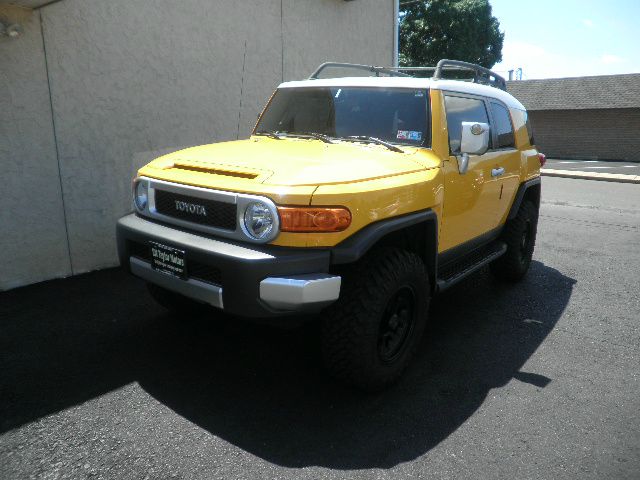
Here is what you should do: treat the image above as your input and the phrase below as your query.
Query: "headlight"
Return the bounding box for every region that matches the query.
[243,201,274,240]
[134,179,148,211]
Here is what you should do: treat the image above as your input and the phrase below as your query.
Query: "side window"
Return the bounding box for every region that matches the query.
[490,102,515,148]
[444,95,490,153]
[523,110,535,145]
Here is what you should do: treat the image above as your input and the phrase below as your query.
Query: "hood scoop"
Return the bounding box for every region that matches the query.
[168,161,260,180]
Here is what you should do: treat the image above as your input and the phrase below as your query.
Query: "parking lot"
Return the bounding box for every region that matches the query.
[545,159,640,175]
[1,177,639,479]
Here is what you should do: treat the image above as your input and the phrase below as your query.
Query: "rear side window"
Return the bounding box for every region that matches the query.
[523,110,535,145]
[444,95,490,153]
[490,102,515,148]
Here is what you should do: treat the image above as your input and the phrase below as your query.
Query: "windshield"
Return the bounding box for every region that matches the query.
[255,87,429,147]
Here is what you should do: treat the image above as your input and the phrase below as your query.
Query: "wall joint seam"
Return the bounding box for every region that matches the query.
[236,40,247,140]
[280,0,284,82]
[40,11,74,275]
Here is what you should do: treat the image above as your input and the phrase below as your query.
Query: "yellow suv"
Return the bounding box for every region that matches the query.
[117,60,543,391]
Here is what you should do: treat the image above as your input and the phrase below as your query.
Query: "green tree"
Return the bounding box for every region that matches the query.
[399,0,504,68]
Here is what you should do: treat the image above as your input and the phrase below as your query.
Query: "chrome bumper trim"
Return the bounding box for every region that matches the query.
[130,256,224,309]
[259,274,341,311]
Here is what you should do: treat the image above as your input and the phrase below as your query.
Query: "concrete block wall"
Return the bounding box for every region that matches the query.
[1,0,395,290]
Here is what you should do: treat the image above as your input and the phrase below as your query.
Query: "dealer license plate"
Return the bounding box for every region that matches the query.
[150,242,186,279]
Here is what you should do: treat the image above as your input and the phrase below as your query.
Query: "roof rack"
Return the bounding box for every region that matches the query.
[309,62,412,79]
[309,59,507,91]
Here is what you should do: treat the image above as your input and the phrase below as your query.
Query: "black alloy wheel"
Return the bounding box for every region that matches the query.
[378,286,416,364]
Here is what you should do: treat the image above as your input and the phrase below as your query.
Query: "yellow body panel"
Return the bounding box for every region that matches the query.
[139,136,443,248]
[433,89,540,252]
[138,162,317,206]
[434,88,511,252]
[142,137,436,187]
[136,87,539,250]
[302,167,444,247]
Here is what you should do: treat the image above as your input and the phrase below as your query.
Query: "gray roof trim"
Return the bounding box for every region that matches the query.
[507,73,640,111]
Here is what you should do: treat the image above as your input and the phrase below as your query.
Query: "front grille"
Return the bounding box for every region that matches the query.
[129,240,222,286]
[154,189,237,231]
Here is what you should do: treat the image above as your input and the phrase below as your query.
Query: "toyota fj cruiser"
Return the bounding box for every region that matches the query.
[117,60,543,391]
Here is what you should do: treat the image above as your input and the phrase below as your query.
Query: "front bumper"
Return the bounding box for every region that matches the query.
[116,214,340,318]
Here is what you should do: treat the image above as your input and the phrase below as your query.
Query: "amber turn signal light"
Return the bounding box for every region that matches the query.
[278,206,352,232]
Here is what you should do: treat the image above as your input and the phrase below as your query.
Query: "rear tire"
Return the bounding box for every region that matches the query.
[490,200,538,282]
[321,248,429,392]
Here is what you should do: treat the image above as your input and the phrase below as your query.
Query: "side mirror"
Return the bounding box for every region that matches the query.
[457,122,490,174]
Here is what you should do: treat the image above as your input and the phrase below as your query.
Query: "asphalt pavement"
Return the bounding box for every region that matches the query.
[1,177,639,479]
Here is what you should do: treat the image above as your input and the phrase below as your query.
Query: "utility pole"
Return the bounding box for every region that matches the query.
[393,0,400,67]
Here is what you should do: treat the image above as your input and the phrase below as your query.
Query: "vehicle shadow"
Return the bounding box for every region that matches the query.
[0,260,575,469]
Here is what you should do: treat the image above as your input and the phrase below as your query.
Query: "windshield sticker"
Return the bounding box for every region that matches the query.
[415,91,424,97]
[397,130,422,141]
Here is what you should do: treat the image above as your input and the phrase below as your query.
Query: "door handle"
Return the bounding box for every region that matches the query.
[491,167,505,177]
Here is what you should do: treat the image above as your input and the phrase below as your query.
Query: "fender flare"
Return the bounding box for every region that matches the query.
[330,209,439,289]
[507,177,541,220]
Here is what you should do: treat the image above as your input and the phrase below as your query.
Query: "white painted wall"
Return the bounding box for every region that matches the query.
[0,10,71,290]
[0,0,394,290]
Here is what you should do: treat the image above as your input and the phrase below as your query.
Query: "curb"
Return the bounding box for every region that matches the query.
[541,169,640,184]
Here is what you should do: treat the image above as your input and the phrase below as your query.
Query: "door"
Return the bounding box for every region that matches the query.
[487,100,521,226]
[439,93,503,252]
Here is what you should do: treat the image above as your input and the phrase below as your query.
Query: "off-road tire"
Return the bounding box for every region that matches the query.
[321,248,429,392]
[146,282,208,315]
[490,200,538,282]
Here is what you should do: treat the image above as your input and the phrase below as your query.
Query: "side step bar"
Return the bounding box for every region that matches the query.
[436,241,507,292]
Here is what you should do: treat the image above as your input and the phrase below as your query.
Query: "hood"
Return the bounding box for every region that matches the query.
[144,137,440,187]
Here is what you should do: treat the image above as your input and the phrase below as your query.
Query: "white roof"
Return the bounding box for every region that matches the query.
[279,76,525,110]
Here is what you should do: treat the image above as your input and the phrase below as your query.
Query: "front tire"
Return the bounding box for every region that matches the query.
[491,200,538,282]
[321,248,430,391]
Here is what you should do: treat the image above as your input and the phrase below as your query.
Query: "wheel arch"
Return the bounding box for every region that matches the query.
[330,210,438,293]
[507,176,541,220]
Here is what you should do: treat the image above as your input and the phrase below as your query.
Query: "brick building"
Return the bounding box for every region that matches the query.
[507,74,640,161]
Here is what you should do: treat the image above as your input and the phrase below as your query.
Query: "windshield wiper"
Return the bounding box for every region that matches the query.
[282,131,334,144]
[341,136,404,153]
[254,130,283,140]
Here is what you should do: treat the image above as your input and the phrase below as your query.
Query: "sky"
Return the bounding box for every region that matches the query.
[489,0,640,79]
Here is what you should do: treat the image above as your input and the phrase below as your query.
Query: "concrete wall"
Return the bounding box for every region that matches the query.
[1,0,394,290]
[282,0,393,79]
[0,10,71,290]
[529,108,640,161]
